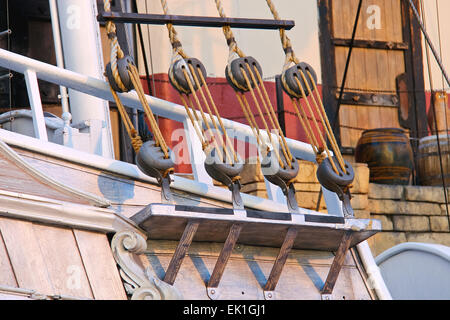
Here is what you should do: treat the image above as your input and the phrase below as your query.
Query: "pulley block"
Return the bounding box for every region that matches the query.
[316,157,355,217]
[204,148,245,209]
[136,140,175,202]
[105,55,135,93]
[225,56,263,93]
[281,62,317,99]
[168,57,207,94]
[261,150,300,213]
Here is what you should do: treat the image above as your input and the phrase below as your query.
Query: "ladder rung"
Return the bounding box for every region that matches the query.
[163,220,199,285]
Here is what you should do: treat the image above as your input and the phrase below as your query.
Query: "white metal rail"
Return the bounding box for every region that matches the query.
[0,48,391,299]
[0,47,341,212]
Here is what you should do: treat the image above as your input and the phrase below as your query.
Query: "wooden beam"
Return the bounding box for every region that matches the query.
[207,223,243,288]
[264,227,298,292]
[332,38,408,50]
[98,12,295,30]
[163,220,199,285]
[321,231,353,295]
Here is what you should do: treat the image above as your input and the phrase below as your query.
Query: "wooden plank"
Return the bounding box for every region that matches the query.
[208,223,243,288]
[32,224,93,299]
[264,227,298,291]
[0,153,89,205]
[164,220,200,285]
[74,229,127,300]
[138,206,379,251]
[14,148,231,215]
[322,231,353,295]
[144,240,371,300]
[0,217,54,295]
[146,240,357,268]
[0,230,18,288]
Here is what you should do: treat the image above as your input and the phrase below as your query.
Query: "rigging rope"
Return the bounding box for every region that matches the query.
[264,0,348,176]
[103,0,169,159]
[159,0,238,165]
[214,0,294,170]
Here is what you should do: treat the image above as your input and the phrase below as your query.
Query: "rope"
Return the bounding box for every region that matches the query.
[103,0,127,92]
[214,0,245,58]
[214,0,294,169]
[265,0,299,70]
[160,0,188,59]
[265,0,348,174]
[160,0,241,165]
[103,0,170,160]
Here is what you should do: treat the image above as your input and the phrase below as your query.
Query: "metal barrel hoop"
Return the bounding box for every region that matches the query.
[168,57,207,94]
[225,56,263,93]
[105,55,135,93]
[281,62,317,99]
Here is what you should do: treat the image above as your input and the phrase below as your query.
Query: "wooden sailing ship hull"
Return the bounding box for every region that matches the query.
[0,129,378,300]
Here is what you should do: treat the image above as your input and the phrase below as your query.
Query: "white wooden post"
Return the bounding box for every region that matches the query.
[183,118,213,185]
[24,69,48,142]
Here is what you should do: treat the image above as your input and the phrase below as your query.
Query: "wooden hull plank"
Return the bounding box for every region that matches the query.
[145,240,371,300]
[74,229,127,300]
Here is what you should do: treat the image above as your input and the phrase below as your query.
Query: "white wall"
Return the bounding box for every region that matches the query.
[136,0,321,82]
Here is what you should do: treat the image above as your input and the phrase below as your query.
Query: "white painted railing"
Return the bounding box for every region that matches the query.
[0,48,393,299]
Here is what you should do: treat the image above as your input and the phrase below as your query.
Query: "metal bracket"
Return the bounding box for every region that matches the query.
[206,287,221,300]
[264,291,275,300]
[342,190,354,218]
[160,175,174,204]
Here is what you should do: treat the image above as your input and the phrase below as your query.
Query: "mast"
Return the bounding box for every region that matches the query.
[53,0,114,158]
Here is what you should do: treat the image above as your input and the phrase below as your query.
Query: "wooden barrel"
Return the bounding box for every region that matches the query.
[355,128,413,185]
[417,134,450,186]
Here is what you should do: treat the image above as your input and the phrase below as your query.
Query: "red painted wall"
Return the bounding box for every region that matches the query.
[140,73,326,173]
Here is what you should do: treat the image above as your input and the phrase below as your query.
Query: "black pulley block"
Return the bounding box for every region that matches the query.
[261,150,299,194]
[281,62,317,99]
[105,55,135,93]
[204,147,244,188]
[225,56,263,93]
[168,57,207,94]
[136,140,175,181]
[316,157,354,199]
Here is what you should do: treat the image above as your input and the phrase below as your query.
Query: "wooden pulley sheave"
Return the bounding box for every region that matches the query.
[103,0,175,203]
[160,0,245,209]
[265,0,355,217]
[214,0,300,213]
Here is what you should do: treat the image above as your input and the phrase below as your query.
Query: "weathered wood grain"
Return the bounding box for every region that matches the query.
[74,229,127,300]
[0,230,18,288]
[208,223,243,288]
[0,217,55,295]
[145,240,371,300]
[32,224,93,298]
[264,227,298,291]
[321,231,353,294]
[164,221,200,285]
